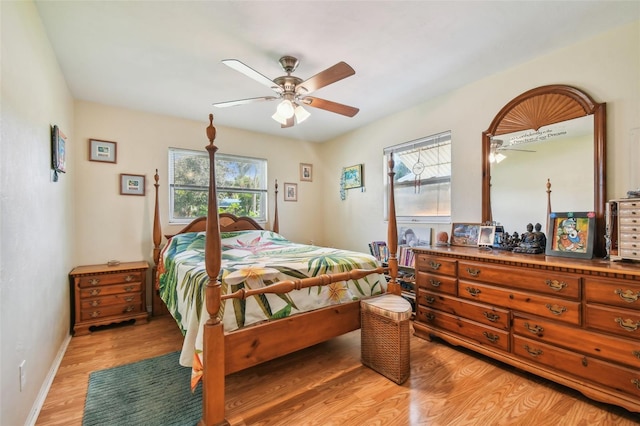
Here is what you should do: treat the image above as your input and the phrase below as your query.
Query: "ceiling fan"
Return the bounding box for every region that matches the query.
[212,56,359,128]
[490,139,536,163]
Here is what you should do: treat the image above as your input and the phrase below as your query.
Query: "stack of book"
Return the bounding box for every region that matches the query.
[368,241,389,262]
[397,245,415,268]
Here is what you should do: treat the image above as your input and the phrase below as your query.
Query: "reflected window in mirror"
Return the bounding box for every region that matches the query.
[383,131,451,223]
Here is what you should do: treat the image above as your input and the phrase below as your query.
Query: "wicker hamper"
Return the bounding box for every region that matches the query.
[361,294,412,384]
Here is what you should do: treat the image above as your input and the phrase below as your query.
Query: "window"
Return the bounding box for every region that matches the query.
[383,131,451,223]
[168,148,268,224]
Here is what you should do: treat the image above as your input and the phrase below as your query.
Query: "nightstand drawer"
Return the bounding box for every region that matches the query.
[77,271,142,287]
[81,293,142,309]
[80,303,144,321]
[78,282,142,299]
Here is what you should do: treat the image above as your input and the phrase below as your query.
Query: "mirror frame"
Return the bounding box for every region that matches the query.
[482,84,606,257]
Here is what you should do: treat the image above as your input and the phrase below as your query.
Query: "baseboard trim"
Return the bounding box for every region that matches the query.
[26,333,72,426]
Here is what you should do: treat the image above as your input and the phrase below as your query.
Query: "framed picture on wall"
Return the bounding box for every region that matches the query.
[546,211,596,259]
[284,182,297,201]
[120,173,145,196]
[89,139,117,163]
[51,125,67,175]
[343,164,363,189]
[300,163,313,182]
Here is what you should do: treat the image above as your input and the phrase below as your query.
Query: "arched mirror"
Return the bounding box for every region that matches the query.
[482,85,606,257]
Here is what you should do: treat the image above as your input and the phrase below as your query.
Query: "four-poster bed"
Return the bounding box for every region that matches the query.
[152,114,400,425]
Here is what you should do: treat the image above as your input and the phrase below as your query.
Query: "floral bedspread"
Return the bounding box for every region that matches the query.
[157,229,386,389]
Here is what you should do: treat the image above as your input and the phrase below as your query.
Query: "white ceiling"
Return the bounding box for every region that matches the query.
[35,1,639,143]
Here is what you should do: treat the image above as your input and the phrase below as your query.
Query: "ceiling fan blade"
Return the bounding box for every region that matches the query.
[296,62,355,95]
[221,59,282,93]
[303,96,359,117]
[281,116,295,128]
[213,96,278,108]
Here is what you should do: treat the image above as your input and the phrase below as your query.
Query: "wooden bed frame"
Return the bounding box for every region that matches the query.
[152,114,400,425]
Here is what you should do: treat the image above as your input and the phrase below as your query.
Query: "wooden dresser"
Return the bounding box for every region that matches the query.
[412,246,640,413]
[69,261,149,335]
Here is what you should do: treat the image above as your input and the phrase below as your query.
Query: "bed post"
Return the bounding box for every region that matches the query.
[152,169,162,266]
[386,153,401,295]
[200,114,228,426]
[273,179,279,233]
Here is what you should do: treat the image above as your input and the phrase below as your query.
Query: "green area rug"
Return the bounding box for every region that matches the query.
[83,351,202,426]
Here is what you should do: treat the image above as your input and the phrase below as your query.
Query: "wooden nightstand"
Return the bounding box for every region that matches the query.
[69,261,150,335]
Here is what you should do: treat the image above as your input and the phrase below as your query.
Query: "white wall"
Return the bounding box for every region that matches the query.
[320,20,640,252]
[0,2,75,425]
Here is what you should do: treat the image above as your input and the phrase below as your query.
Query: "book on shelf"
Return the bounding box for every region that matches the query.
[368,241,389,262]
[397,245,415,268]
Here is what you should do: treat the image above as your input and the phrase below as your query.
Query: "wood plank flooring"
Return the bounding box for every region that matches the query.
[37,316,639,425]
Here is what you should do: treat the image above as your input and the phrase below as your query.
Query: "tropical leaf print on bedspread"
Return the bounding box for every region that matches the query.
[157,229,386,389]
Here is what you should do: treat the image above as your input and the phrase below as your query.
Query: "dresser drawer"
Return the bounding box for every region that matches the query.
[514,335,640,399]
[415,254,457,276]
[586,304,640,338]
[458,261,580,299]
[513,314,640,369]
[77,271,143,288]
[416,271,457,295]
[416,289,509,330]
[80,293,142,309]
[584,277,640,309]
[80,302,144,321]
[416,307,509,351]
[79,282,142,299]
[459,280,581,325]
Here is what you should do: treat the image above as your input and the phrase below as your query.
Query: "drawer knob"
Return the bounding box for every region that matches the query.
[615,289,640,303]
[425,296,436,304]
[125,275,135,282]
[124,296,135,302]
[89,278,100,285]
[632,350,640,360]
[425,312,435,322]
[91,300,101,307]
[483,331,499,343]
[545,279,567,291]
[123,305,135,313]
[428,261,441,270]
[523,345,543,357]
[545,304,567,316]
[615,317,640,332]
[90,289,101,296]
[90,311,101,318]
[123,286,134,292]
[524,322,544,334]
[466,267,481,277]
[465,287,481,297]
[632,379,640,390]
[483,312,500,322]
[429,279,441,288]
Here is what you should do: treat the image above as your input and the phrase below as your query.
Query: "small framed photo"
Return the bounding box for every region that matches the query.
[343,164,363,189]
[51,125,67,174]
[450,223,482,247]
[120,174,145,196]
[284,182,297,202]
[478,226,496,247]
[546,212,596,259]
[300,163,313,182]
[89,139,117,163]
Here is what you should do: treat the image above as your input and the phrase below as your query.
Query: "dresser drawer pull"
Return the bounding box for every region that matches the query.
[425,312,435,322]
[466,268,481,277]
[91,300,101,307]
[615,317,640,332]
[465,287,481,297]
[483,332,499,343]
[545,279,567,291]
[125,275,135,282]
[124,296,135,302]
[429,279,441,288]
[633,350,640,360]
[582,357,588,367]
[123,286,134,292]
[89,278,100,285]
[483,312,500,322]
[545,304,567,316]
[90,311,101,318]
[524,322,544,334]
[428,261,441,270]
[425,296,436,304]
[123,305,135,313]
[90,289,101,296]
[615,289,640,303]
[523,345,543,357]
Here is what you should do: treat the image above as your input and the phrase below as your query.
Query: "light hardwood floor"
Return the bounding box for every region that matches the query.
[37,316,639,425]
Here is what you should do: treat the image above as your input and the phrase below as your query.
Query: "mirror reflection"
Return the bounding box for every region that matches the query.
[490,115,593,234]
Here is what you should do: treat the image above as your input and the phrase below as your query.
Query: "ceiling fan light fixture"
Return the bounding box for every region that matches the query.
[271,111,288,125]
[276,99,295,118]
[294,104,310,124]
[489,152,507,163]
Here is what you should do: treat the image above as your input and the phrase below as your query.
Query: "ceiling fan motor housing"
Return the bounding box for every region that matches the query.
[279,56,300,73]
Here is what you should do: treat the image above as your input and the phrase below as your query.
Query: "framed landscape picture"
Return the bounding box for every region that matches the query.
[450,223,482,247]
[343,164,363,189]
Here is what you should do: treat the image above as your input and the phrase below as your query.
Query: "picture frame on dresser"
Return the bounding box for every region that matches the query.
[545,211,596,259]
[450,223,481,247]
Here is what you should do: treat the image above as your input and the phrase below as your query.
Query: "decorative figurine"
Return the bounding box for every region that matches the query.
[512,222,546,254]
